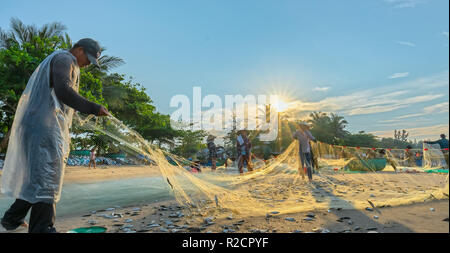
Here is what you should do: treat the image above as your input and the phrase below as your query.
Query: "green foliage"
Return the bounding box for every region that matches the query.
[78,70,107,106]
[379,137,414,149]
[172,129,207,158]
[307,112,349,145]
[302,112,417,149]
[342,131,379,148]
[0,36,70,151]
[1,18,425,157]
[0,18,72,151]
[1,18,182,154]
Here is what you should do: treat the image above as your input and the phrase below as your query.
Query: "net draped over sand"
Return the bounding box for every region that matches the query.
[72,114,449,217]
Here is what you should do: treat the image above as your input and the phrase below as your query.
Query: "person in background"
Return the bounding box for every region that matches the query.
[404,145,416,167]
[194,160,202,173]
[88,147,97,169]
[292,122,316,181]
[414,151,423,167]
[424,134,449,168]
[236,130,253,174]
[366,149,378,159]
[424,134,449,150]
[207,135,217,171]
[187,157,201,173]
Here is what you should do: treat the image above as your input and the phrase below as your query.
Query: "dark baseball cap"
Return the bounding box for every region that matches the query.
[74,38,101,67]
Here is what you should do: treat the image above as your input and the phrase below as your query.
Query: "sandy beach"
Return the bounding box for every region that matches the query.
[1,165,448,233]
[57,166,449,233]
[55,198,449,233]
[0,165,163,184]
[62,165,163,183]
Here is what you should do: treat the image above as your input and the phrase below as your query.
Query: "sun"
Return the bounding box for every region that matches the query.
[273,97,290,112]
[265,86,295,113]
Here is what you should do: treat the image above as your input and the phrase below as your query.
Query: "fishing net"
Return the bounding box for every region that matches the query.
[71,113,449,218]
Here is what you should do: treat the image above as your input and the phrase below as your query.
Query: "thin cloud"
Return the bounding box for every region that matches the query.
[396,113,425,119]
[284,71,448,117]
[388,72,410,79]
[378,119,403,123]
[395,41,416,47]
[385,0,427,8]
[377,118,432,128]
[313,86,331,92]
[443,31,449,39]
[391,101,449,120]
[424,101,449,114]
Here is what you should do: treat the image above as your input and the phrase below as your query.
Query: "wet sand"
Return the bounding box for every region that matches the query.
[56,166,449,233]
[63,165,162,183]
[1,165,162,184]
[54,198,449,233]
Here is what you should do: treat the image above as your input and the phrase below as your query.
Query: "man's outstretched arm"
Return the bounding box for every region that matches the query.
[51,54,105,115]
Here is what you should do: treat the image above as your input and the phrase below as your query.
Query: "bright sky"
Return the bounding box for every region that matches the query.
[1,0,448,140]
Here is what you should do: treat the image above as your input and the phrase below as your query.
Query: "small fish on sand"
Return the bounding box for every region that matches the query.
[367,200,381,214]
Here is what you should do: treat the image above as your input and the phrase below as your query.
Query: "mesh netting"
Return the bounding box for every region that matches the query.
[72,113,449,218]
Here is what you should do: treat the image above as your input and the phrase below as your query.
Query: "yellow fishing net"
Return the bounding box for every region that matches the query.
[72,113,449,218]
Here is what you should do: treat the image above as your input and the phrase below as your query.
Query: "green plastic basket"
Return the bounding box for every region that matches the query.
[67,226,107,233]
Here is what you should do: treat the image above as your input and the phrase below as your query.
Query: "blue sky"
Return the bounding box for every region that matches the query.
[1,0,448,140]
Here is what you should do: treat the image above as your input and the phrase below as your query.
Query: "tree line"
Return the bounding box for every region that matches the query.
[0,18,421,160]
[0,18,185,154]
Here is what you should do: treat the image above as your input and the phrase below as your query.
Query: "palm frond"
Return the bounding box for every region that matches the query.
[10,17,28,44]
[8,18,68,47]
[98,55,125,71]
[0,28,10,48]
[41,21,66,38]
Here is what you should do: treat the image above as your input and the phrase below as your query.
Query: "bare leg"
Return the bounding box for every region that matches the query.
[238,156,244,174]
[211,158,217,171]
[246,155,253,172]
[298,155,305,180]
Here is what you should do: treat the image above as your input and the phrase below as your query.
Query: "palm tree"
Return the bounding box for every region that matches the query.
[307,111,329,126]
[0,17,68,49]
[87,53,125,72]
[0,18,124,152]
[1,18,125,71]
[329,113,349,139]
[305,111,349,144]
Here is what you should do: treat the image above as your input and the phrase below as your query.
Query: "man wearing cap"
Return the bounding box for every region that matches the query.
[1,38,109,233]
[207,135,218,171]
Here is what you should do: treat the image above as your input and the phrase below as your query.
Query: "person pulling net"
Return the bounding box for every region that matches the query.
[69,113,449,219]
